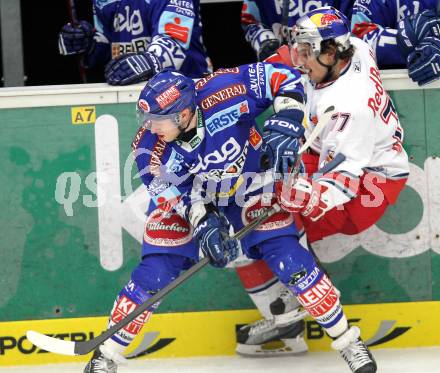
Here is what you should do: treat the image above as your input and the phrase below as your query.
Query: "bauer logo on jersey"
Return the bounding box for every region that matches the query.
[310,13,343,27]
[242,194,293,231]
[144,209,192,246]
[205,100,249,135]
[155,85,181,109]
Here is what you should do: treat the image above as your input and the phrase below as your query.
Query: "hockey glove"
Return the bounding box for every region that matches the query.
[105,51,162,86]
[258,39,281,61]
[193,212,239,268]
[275,178,329,222]
[397,10,440,58]
[407,36,440,86]
[260,112,304,180]
[275,169,360,221]
[58,21,95,55]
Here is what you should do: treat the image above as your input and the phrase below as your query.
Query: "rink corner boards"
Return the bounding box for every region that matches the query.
[1,301,439,366]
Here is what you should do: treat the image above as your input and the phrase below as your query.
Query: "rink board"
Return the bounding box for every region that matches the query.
[1,76,440,324]
[1,74,440,367]
[0,301,439,366]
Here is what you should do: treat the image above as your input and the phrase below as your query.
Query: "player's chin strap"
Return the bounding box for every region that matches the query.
[176,108,198,142]
[316,52,340,84]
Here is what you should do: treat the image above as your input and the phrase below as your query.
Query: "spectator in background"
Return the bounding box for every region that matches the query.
[58,0,212,85]
[241,0,354,61]
[351,0,440,86]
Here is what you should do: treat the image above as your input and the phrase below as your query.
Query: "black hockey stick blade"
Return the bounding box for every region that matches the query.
[26,206,277,356]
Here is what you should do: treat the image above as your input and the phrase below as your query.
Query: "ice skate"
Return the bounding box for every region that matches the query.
[332,326,377,373]
[270,288,308,327]
[236,316,307,357]
[83,347,119,373]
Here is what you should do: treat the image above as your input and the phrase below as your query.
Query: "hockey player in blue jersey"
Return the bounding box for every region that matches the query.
[83,64,376,372]
[351,0,440,85]
[241,0,354,61]
[58,0,212,85]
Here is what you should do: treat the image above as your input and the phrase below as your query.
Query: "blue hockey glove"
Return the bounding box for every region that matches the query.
[397,10,440,58]
[260,112,304,180]
[104,51,162,86]
[58,21,95,55]
[407,37,440,86]
[193,212,239,268]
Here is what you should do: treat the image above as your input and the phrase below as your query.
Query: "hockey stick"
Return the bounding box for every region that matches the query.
[67,0,88,83]
[26,108,338,356]
[26,206,280,356]
[281,0,290,45]
[298,105,335,154]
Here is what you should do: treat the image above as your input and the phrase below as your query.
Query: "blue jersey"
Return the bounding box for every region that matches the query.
[241,0,354,54]
[87,0,211,78]
[351,0,438,68]
[132,62,303,258]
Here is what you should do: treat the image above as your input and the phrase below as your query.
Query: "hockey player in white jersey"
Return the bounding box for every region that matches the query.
[269,6,410,372]
[235,4,407,360]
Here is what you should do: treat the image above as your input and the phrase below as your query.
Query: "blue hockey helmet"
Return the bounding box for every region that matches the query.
[293,6,351,57]
[137,70,196,128]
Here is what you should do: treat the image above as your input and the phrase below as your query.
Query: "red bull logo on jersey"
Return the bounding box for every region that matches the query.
[310,13,343,27]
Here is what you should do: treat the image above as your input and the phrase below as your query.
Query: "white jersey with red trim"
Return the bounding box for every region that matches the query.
[305,38,409,207]
[303,37,409,204]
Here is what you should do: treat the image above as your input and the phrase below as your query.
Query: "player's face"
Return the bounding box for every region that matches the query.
[292,43,333,83]
[148,118,181,142]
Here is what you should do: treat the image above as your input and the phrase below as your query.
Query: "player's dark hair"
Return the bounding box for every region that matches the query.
[321,39,355,61]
